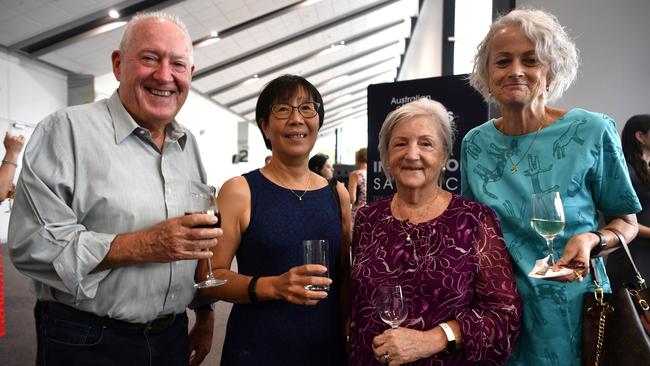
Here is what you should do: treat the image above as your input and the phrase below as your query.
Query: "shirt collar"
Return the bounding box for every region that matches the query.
[108,91,188,150]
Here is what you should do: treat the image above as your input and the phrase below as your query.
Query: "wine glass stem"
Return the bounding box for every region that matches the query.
[546,238,555,265]
[205,250,215,280]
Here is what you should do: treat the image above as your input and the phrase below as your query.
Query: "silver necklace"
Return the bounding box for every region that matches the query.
[269,169,311,201]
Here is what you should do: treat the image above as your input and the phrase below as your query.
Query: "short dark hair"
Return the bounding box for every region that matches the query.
[255,74,324,150]
[308,153,329,174]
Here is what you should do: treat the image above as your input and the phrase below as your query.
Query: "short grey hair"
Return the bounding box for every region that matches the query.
[118,11,193,61]
[378,98,455,181]
[469,8,579,103]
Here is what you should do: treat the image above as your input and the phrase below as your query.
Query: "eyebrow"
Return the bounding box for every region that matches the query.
[138,48,191,61]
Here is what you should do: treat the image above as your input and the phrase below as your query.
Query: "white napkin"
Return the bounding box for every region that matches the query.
[528,255,574,279]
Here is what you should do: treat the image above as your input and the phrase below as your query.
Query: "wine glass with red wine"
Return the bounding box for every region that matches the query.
[187,186,227,288]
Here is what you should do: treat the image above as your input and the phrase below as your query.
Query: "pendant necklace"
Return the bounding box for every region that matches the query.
[502,121,544,173]
[392,190,439,245]
[269,169,311,201]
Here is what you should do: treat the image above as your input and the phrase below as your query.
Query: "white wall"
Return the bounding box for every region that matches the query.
[0,51,67,124]
[0,50,68,242]
[517,0,650,127]
[398,0,443,80]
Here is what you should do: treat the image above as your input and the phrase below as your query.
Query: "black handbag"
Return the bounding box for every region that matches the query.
[582,229,650,366]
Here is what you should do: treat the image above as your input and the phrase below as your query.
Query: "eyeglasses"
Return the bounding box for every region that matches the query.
[270,102,321,119]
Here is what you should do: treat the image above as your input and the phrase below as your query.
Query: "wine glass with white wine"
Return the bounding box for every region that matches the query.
[531,191,565,273]
[377,285,407,329]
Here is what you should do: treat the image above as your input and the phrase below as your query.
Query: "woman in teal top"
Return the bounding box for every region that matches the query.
[460,9,640,366]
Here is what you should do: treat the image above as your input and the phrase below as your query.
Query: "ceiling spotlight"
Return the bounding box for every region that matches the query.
[210,31,219,38]
[243,75,260,85]
[108,9,120,19]
[196,37,221,48]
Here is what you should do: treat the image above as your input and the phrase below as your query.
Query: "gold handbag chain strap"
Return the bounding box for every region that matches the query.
[592,287,614,366]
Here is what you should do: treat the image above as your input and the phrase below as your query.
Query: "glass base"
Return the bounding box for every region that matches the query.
[194,277,227,289]
[304,284,330,292]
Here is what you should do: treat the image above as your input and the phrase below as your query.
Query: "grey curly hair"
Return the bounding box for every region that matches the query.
[378,98,455,182]
[469,8,579,103]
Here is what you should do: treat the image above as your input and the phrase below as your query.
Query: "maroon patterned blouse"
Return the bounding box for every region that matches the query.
[350,194,521,365]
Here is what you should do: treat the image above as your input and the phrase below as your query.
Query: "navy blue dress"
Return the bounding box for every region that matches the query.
[220,169,347,366]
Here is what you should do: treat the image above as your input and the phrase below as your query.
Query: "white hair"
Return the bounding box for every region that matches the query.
[469,8,579,103]
[378,98,455,182]
[118,11,193,61]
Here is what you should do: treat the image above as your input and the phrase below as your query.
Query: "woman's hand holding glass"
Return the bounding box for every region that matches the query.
[372,286,443,365]
[270,264,332,305]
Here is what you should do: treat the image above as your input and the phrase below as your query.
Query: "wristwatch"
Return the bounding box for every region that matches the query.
[589,231,607,257]
[439,322,457,352]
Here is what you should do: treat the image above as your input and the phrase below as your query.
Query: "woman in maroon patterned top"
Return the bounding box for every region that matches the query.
[350,98,521,365]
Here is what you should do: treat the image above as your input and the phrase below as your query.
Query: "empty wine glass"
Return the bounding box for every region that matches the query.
[531,191,565,273]
[187,186,227,289]
[377,284,407,329]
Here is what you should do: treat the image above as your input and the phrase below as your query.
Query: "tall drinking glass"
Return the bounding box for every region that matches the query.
[377,285,407,329]
[531,191,565,267]
[187,186,227,288]
[302,239,330,291]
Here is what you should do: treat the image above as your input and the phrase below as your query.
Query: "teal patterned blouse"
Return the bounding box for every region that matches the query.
[460,108,641,366]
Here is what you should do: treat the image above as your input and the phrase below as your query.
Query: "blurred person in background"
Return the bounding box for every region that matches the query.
[347,147,367,222]
[309,152,335,180]
[0,132,25,201]
[606,114,650,289]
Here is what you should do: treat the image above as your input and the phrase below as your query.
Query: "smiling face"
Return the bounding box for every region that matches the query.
[112,18,194,129]
[261,86,320,158]
[488,25,550,108]
[388,115,445,191]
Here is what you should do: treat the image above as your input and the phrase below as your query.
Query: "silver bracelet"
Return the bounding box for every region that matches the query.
[2,159,17,167]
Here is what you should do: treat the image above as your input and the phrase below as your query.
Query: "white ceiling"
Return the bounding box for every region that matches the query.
[1,0,422,130]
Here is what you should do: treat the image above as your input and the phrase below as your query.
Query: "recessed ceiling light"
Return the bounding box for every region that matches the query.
[195,37,221,48]
[108,9,120,19]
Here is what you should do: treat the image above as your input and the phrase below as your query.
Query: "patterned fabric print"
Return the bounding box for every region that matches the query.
[460,108,641,366]
[350,194,521,365]
[351,169,367,221]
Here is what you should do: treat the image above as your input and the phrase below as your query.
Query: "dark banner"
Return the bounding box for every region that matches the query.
[367,74,488,202]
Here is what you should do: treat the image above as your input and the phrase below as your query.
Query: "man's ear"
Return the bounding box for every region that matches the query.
[111,50,122,81]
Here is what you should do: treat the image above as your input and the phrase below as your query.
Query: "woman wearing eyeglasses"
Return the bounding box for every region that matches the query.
[199,74,351,365]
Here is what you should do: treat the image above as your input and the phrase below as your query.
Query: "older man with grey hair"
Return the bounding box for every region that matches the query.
[9,12,220,366]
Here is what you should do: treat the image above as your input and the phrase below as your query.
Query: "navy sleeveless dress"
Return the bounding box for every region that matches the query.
[220,169,347,366]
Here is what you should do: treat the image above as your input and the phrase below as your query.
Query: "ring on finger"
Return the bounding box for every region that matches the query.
[573,270,583,282]
[381,353,391,365]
